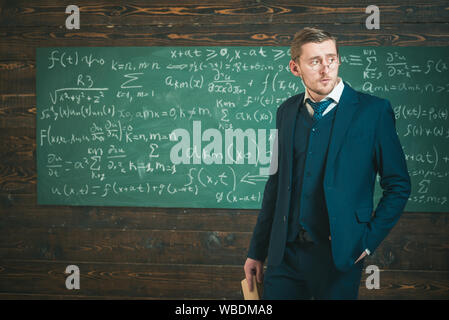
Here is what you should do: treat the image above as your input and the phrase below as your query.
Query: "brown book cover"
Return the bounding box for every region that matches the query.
[241,276,263,300]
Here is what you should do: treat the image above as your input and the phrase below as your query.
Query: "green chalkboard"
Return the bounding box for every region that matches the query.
[36,46,449,212]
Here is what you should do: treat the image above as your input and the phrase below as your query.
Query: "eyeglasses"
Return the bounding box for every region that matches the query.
[294,55,340,71]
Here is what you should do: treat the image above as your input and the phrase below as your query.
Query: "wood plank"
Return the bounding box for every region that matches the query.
[0,216,447,270]
[0,196,445,234]
[0,161,35,194]
[0,193,259,232]
[1,23,449,62]
[0,227,251,265]
[359,269,449,300]
[0,60,34,94]
[1,1,448,27]
[0,259,447,299]
[366,230,449,271]
[0,260,245,299]
[0,94,35,129]
[0,131,35,165]
[0,124,35,166]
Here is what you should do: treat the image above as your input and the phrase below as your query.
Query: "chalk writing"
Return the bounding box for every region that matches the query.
[36,46,449,211]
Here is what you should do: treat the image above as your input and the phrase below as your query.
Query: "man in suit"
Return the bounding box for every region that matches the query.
[243,27,411,299]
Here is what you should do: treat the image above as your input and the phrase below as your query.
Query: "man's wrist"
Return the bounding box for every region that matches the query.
[364,248,371,256]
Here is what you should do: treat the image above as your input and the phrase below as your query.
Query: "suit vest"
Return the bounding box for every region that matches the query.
[287,99,338,243]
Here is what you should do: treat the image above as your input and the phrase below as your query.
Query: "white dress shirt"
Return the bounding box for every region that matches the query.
[303,77,344,118]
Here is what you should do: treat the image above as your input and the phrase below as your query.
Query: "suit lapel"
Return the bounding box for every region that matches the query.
[325,83,360,171]
[283,93,303,180]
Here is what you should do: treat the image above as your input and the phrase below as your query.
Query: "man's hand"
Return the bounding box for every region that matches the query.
[354,251,367,264]
[244,258,264,292]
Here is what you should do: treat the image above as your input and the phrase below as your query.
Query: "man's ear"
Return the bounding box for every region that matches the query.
[289,59,302,78]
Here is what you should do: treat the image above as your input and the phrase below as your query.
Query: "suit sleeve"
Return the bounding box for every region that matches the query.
[247,106,282,262]
[363,100,411,254]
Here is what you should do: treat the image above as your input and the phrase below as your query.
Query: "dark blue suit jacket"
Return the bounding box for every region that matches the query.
[248,82,411,272]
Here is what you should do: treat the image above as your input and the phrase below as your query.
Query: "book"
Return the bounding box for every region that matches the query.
[241,276,263,300]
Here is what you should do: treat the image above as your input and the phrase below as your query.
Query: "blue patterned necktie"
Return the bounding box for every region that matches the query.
[306,98,333,121]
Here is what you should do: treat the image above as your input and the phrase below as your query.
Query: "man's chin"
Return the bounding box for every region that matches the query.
[314,88,333,96]
[318,81,336,93]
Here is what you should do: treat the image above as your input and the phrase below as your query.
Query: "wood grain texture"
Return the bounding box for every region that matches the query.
[1,23,449,62]
[0,260,448,299]
[1,1,448,27]
[0,0,448,299]
[0,94,35,128]
[0,207,448,270]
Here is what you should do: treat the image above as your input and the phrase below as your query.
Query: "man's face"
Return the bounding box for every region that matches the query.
[289,39,340,101]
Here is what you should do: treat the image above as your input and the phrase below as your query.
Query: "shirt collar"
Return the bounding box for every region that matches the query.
[303,77,344,104]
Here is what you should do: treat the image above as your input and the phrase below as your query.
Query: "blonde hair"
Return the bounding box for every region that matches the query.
[290,27,338,61]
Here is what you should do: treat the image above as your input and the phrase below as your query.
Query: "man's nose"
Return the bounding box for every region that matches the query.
[320,64,330,74]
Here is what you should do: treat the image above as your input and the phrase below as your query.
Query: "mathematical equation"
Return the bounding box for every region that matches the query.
[36,46,449,211]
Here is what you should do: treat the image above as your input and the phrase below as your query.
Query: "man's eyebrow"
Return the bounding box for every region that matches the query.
[307,53,338,60]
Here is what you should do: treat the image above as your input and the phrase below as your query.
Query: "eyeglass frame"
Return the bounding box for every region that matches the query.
[292,54,341,71]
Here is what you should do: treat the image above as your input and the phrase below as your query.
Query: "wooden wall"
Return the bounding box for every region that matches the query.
[0,0,448,299]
